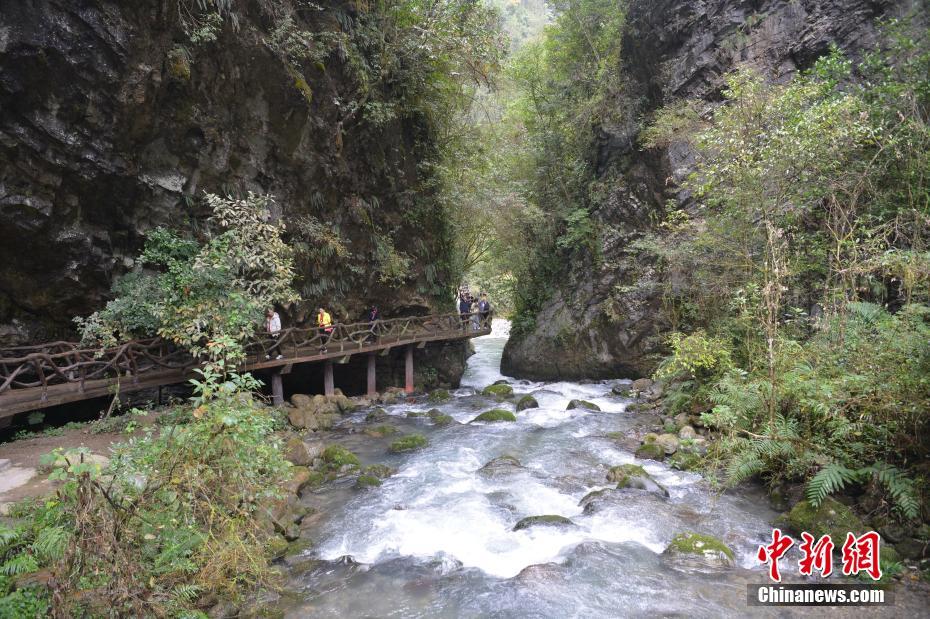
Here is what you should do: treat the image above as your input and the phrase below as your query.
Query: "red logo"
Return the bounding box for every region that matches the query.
[757,528,794,582]
[757,529,883,581]
[841,531,882,581]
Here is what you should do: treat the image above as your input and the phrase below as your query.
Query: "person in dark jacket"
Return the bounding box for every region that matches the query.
[458,293,471,327]
[478,293,491,327]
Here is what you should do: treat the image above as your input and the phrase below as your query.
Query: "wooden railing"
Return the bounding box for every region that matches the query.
[0,312,491,412]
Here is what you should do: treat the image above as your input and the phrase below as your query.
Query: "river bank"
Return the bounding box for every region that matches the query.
[2,320,928,616]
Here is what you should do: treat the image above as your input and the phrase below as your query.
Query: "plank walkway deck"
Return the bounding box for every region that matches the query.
[1,313,491,417]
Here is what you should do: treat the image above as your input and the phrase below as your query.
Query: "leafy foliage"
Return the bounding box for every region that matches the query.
[1,370,292,616]
[645,30,930,523]
[75,192,297,361]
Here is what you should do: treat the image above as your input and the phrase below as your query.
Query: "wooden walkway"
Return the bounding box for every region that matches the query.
[0,313,492,417]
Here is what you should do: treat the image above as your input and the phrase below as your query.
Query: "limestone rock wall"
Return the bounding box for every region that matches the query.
[502,0,918,380]
[0,0,453,345]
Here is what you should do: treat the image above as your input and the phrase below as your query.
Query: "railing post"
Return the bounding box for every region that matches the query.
[324,360,334,397]
[271,370,284,406]
[367,352,377,397]
[404,344,414,394]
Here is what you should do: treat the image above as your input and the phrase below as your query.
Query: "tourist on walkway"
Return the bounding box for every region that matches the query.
[458,293,471,327]
[470,298,481,331]
[478,292,491,327]
[265,307,283,360]
[366,305,380,342]
[317,307,333,351]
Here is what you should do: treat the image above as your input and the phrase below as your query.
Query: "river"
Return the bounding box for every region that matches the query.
[276,320,918,618]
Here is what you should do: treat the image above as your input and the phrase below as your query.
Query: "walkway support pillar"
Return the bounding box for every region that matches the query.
[271,370,284,406]
[367,353,377,397]
[405,345,414,394]
[324,360,335,396]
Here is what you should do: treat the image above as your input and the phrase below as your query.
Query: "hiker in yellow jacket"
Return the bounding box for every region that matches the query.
[317,307,333,351]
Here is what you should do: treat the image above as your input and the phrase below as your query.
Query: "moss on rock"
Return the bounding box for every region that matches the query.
[635,443,666,462]
[669,451,703,472]
[785,498,866,542]
[663,532,734,568]
[608,464,669,496]
[516,395,539,411]
[513,514,575,531]
[472,409,517,423]
[428,410,455,426]
[364,425,399,438]
[389,434,428,453]
[321,445,360,470]
[362,464,397,479]
[566,399,601,411]
[482,384,514,399]
[355,474,382,489]
[429,389,451,402]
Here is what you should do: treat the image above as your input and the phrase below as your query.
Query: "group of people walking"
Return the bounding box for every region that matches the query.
[458,290,491,331]
[263,291,490,359]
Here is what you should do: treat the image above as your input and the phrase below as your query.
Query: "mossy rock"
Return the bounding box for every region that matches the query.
[428,410,455,426]
[166,47,191,81]
[482,384,514,400]
[304,470,335,489]
[389,434,428,453]
[364,425,399,438]
[266,534,290,561]
[784,498,867,543]
[566,399,601,411]
[608,464,669,497]
[321,445,360,470]
[578,488,612,508]
[663,532,735,569]
[643,432,659,444]
[428,389,452,403]
[362,464,397,479]
[634,443,666,462]
[365,408,388,422]
[406,411,427,418]
[669,451,703,472]
[605,431,626,441]
[516,395,539,411]
[472,409,517,423]
[513,515,575,531]
[355,474,382,489]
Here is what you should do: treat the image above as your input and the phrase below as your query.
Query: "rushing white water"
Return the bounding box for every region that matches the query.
[282,320,804,617]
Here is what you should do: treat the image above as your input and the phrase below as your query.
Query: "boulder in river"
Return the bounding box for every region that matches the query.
[472,409,517,423]
[663,532,735,570]
[427,409,456,426]
[566,399,601,411]
[634,443,666,462]
[513,515,575,531]
[428,389,451,403]
[784,497,866,543]
[607,464,669,497]
[320,445,360,473]
[283,435,312,467]
[655,433,680,455]
[678,425,697,440]
[478,455,523,478]
[631,378,653,392]
[389,434,429,453]
[516,395,539,411]
[482,384,514,400]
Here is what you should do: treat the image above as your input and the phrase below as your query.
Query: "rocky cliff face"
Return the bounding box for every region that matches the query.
[502,0,915,381]
[0,1,454,346]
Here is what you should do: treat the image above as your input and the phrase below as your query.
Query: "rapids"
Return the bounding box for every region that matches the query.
[276,320,906,617]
